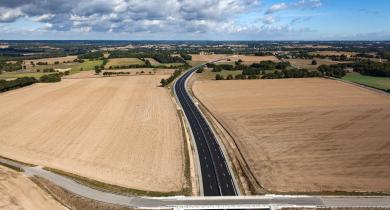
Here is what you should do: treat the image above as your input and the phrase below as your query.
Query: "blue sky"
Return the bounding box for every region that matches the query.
[0,0,389,40]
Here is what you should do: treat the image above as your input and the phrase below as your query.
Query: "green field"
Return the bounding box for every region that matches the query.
[0,60,103,80]
[0,72,51,80]
[153,63,184,68]
[72,60,103,73]
[343,72,390,91]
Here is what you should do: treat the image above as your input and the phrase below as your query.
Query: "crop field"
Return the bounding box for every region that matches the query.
[145,58,161,65]
[0,75,184,192]
[20,59,103,75]
[287,58,350,70]
[343,72,390,91]
[24,56,78,67]
[0,165,64,210]
[193,78,390,193]
[308,51,356,57]
[106,58,145,68]
[190,54,279,64]
[0,72,51,80]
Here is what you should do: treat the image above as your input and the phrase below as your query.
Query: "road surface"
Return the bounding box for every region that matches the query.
[174,65,237,196]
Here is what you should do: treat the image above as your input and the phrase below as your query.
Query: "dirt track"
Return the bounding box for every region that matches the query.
[0,75,183,192]
[193,78,390,193]
[0,165,65,210]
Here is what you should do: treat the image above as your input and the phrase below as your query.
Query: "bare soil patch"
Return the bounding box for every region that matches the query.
[0,165,65,210]
[193,78,390,194]
[0,75,184,192]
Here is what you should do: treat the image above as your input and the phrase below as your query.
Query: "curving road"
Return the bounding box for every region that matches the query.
[174,64,237,196]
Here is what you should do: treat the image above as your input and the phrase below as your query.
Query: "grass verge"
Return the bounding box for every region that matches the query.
[44,167,188,197]
[30,176,134,210]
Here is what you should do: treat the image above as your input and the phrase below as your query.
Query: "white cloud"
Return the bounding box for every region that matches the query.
[266,0,322,14]
[0,7,24,22]
[0,0,261,34]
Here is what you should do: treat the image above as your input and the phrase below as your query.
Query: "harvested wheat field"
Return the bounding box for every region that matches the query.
[0,165,65,210]
[106,58,144,68]
[193,78,390,193]
[190,54,279,64]
[0,75,183,192]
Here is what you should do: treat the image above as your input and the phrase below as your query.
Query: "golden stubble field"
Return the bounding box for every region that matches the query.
[0,165,65,210]
[190,54,279,64]
[193,78,390,193]
[0,75,184,192]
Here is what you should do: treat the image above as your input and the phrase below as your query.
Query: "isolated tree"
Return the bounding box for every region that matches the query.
[95,65,101,74]
[160,78,167,86]
[226,74,234,80]
[311,60,317,65]
[196,67,204,73]
[215,74,224,80]
[145,60,152,67]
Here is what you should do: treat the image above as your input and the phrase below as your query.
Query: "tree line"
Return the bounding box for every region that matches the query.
[160,69,182,87]
[216,68,321,81]
[108,51,186,64]
[0,73,62,92]
[102,71,130,76]
[352,60,390,77]
[0,77,37,92]
[77,51,104,60]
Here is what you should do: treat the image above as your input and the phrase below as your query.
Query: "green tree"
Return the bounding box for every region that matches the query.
[215,74,224,80]
[311,60,317,65]
[160,78,167,87]
[226,74,234,80]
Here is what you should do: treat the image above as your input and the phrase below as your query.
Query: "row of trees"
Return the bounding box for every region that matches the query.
[0,77,37,92]
[209,61,291,73]
[215,69,322,80]
[39,73,62,83]
[0,73,62,92]
[102,71,130,76]
[108,51,186,64]
[160,69,182,87]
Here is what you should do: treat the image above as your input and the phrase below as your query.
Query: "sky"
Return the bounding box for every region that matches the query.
[0,0,389,40]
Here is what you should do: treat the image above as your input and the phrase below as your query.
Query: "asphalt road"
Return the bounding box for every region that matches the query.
[174,66,237,196]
